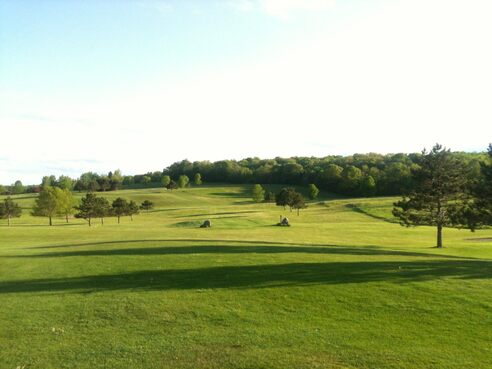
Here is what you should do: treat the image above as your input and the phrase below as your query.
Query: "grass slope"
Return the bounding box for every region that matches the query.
[0,185,491,369]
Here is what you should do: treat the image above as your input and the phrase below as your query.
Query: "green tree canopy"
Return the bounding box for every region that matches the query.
[178,175,190,188]
[75,193,99,226]
[308,184,319,200]
[251,184,265,203]
[112,197,129,224]
[32,187,61,226]
[0,197,22,226]
[127,200,140,221]
[94,196,111,225]
[140,200,154,212]
[194,173,202,186]
[161,175,171,187]
[57,188,76,223]
[393,144,470,248]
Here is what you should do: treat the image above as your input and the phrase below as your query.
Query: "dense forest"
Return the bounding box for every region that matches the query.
[0,150,487,198]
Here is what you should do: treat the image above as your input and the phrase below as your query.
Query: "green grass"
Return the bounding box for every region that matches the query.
[1,185,491,369]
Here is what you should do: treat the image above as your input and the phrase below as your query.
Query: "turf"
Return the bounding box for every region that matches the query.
[0,185,491,369]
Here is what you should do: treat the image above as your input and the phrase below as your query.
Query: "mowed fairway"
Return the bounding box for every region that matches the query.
[1,185,491,369]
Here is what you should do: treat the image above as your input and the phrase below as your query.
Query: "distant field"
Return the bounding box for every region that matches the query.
[1,185,491,369]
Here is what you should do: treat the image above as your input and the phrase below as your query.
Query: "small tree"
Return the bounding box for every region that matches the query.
[75,193,99,226]
[57,188,76,223]
[252,184,265,203]
[32,187,60,226]
[276,187,296,211]
[292,192,307,215]
[94,197,111,225]
[194,173,202,186]
[140,200,154,212]
[393,144,469,248]
[112,197,129,224]
[178,175,190,188]
[127,200,139,221]
[308,184,319,200]
[166,180,178,190]
[161,175,171,187]
[0,197,22,226]
[265,191,276,203]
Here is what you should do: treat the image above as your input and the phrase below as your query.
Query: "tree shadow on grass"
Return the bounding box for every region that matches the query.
[174,211,259,219]
[14,243,469,259]
[1,260,490,295]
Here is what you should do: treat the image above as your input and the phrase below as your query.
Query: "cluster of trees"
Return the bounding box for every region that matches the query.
[0,186,157,226]
[251,185,309,215]
[393,144,492,248]
[75,193,141,226]
[2,149,486,199]
[149,151,484,197]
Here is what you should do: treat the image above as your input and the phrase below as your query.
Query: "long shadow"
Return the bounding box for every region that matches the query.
[14,244,468,259]
[1,260,490,295]
[345,203,397,224]
[26,238,313,250]
[175,211,259,219]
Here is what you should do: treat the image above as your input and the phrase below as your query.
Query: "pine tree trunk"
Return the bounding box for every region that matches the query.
[131,215,133,221]
[297,208,300,216]
[118,216,120,224]
[101,218,104,225]
[437,224,443,248]
[89,218,92,227]
[66,214,69,223]
[7,215,10,226]
[49,216,52,226]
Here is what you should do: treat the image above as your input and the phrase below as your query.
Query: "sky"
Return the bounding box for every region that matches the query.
[1,0,491,184]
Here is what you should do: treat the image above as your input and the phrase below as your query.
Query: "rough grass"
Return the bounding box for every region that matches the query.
[0,185,491,369]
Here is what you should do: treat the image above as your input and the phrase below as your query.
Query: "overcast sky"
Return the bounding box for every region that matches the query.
[1,0,491,184]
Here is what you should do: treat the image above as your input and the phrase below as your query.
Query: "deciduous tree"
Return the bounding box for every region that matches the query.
[32,187,60,226]
[308,184,319,200]
[252,184,265,203]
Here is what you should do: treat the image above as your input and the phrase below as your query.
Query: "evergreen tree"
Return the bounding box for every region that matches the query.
[94,197,111,225]
[393,144,469,248]
[75,193,99,226]
[112,197,129,224]
[252,184,265,203]
[127,200,140,221]
[140,200,154,212]
[0,197,22,226]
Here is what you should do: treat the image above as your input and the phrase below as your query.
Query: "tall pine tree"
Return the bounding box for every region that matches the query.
[393,144,469,248]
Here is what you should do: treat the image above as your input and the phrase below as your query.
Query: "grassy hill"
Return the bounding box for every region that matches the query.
[1,185,491,369]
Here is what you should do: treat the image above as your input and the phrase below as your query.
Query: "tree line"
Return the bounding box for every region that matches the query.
[0,188,156,226]
[1,149,486,198]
